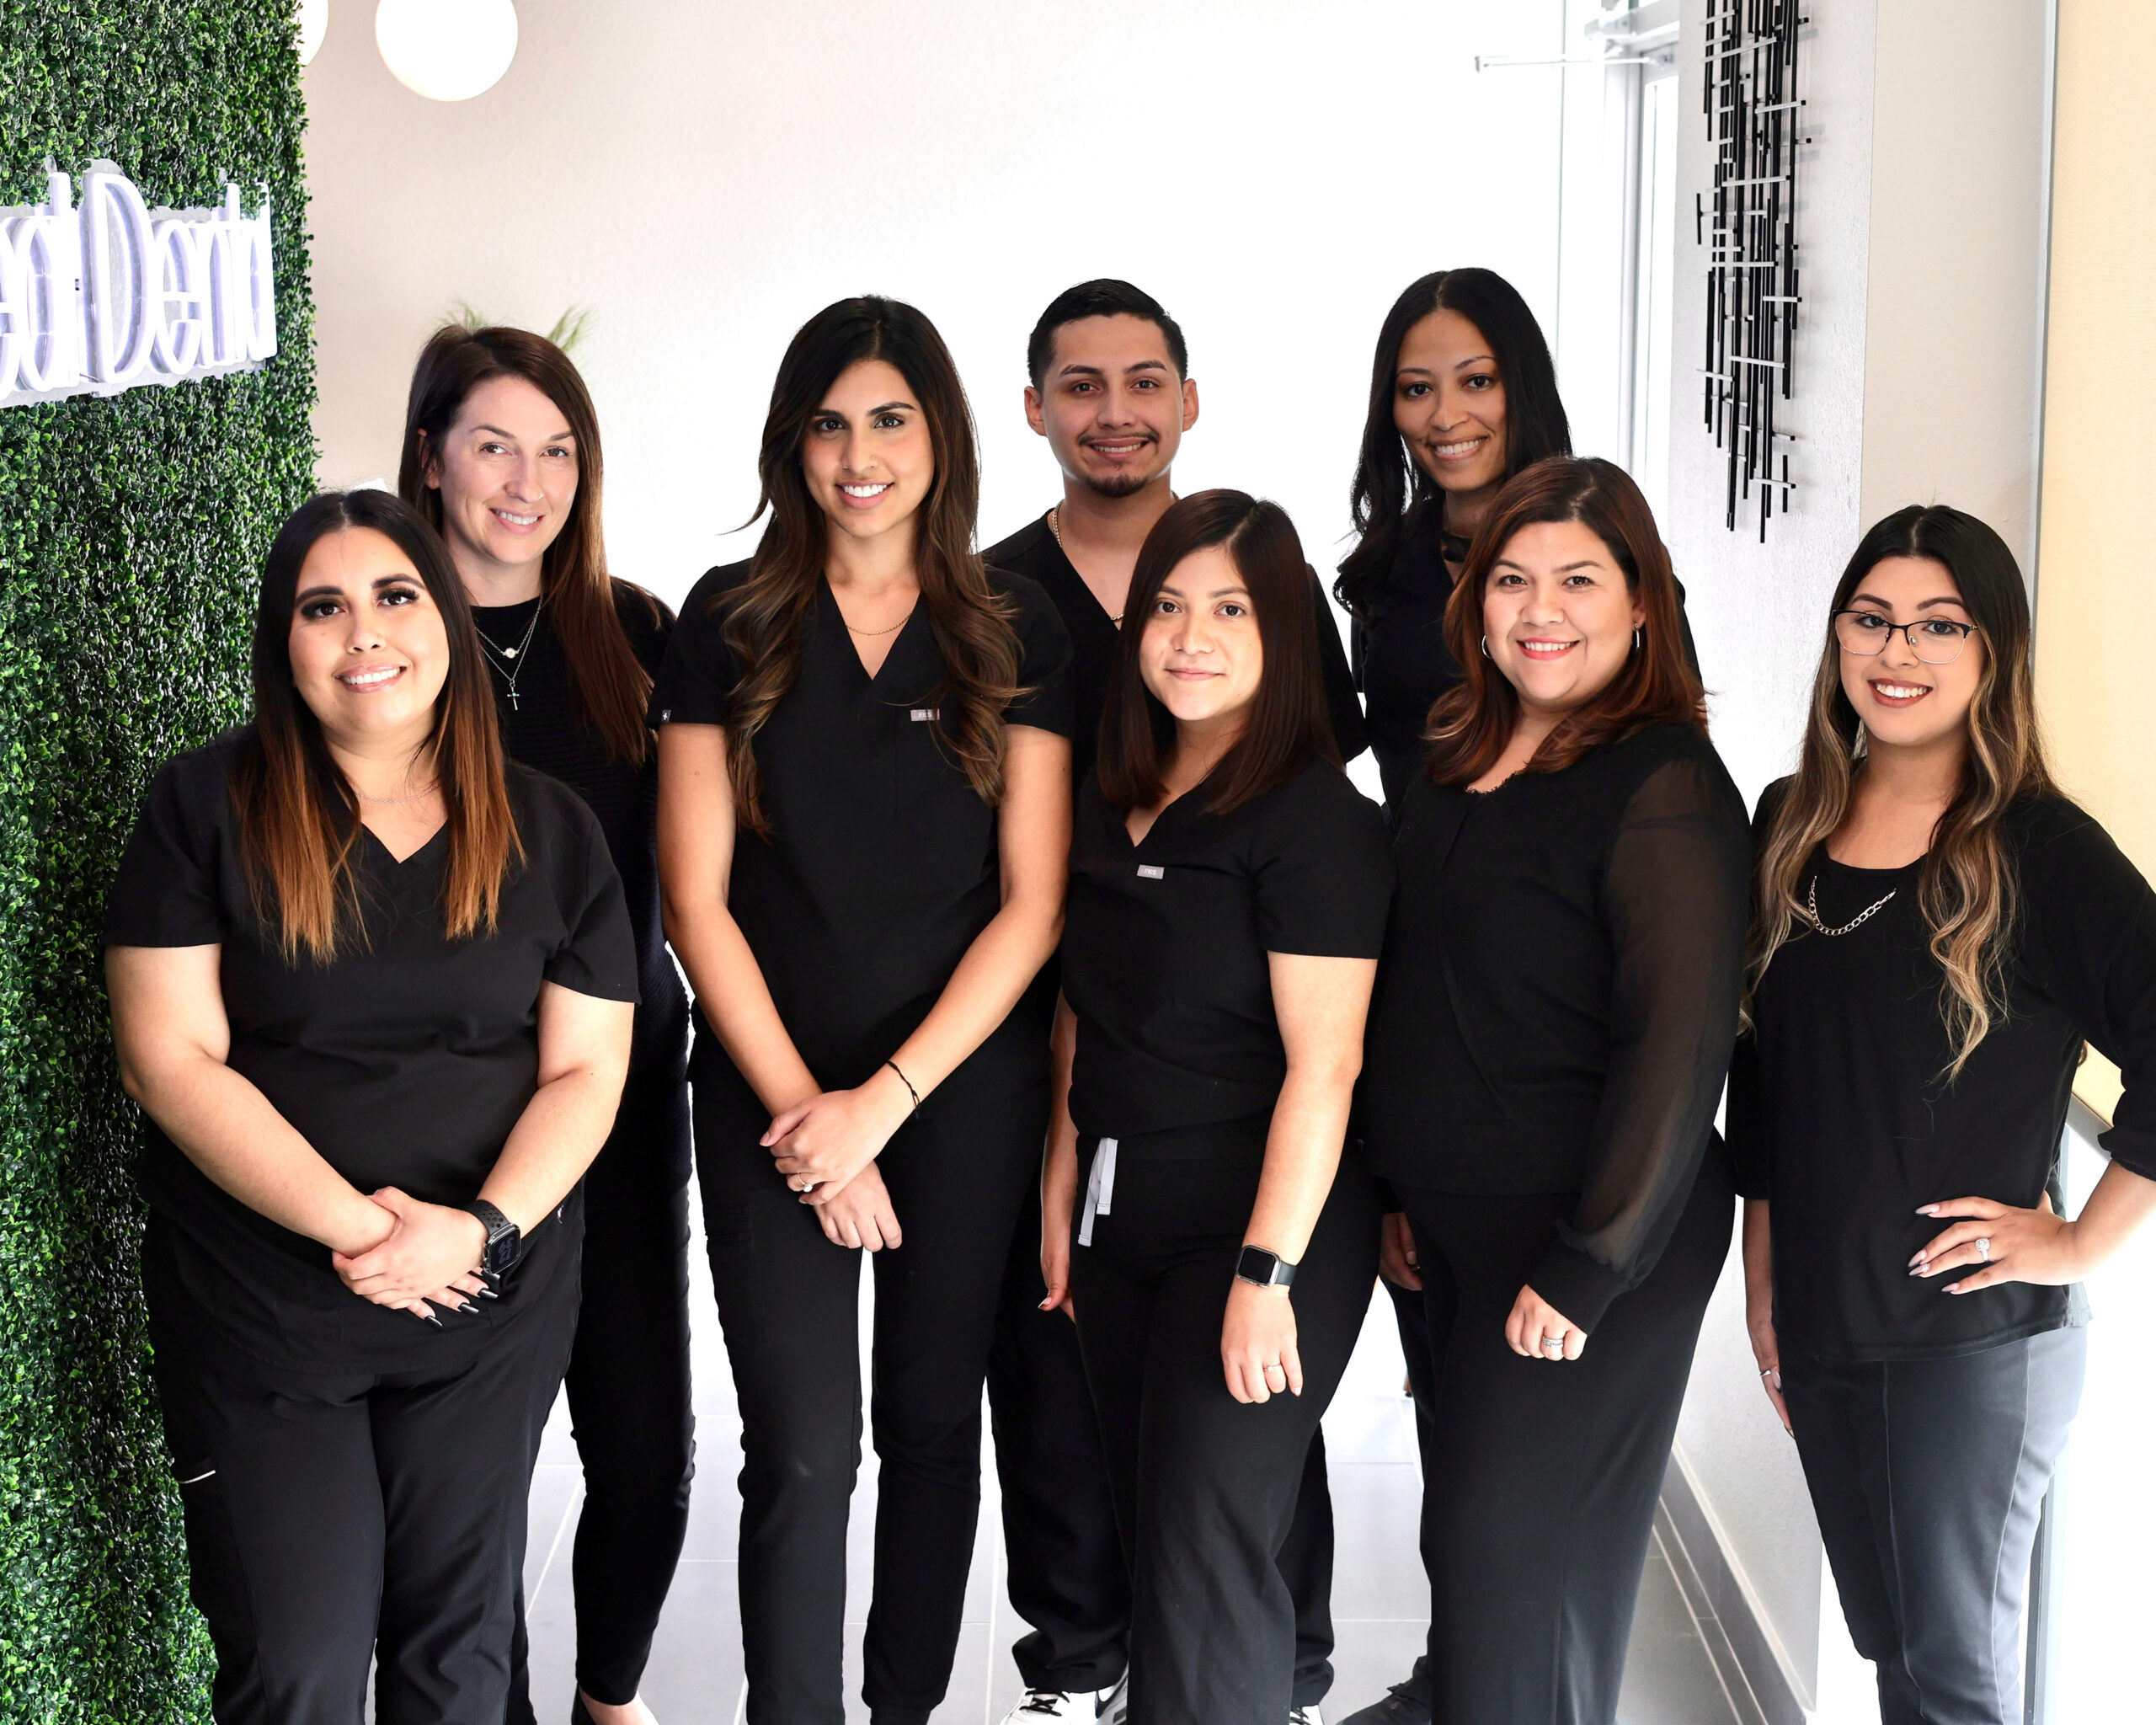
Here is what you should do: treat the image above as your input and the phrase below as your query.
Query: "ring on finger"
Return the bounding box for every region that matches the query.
[1263,1362,1287,1379]
[1540,1334,1566,1355]
[1975,1236,1992,1262]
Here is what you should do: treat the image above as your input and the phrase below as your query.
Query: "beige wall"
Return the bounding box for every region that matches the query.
[2036,0,2156,1122]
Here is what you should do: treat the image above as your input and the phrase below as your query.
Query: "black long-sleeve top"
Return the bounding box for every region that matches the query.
[1359,722,1749,1329]
[1348,507,1702,812]
[1727,785,2156,1364]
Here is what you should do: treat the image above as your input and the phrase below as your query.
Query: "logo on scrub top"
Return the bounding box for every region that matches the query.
[0,161,279,409]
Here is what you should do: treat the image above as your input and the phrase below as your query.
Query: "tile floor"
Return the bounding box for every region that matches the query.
[521,1215,1750,1725]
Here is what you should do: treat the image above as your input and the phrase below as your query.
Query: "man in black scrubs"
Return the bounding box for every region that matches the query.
[983,280,1364,1725]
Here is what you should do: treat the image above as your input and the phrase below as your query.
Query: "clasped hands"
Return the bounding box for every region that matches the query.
[764,1069,914,1252]
[331,1186,490,1322]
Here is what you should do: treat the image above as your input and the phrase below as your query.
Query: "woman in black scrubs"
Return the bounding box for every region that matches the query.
[653,296,1073,1725]
[104,489,637,1724]
[1731,505,2156,1725]
[1042,489,1392,1725]
[1358,457,1748,1725]
[398,323,692,1725]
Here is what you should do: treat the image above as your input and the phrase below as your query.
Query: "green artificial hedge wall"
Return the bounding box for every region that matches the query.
[0,7,313,1718]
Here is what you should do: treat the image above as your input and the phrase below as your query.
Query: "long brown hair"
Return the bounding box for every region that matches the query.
[1423,457,1702,786]
[398,323,656,764]
[232,490,522,963]
[1098,491,1340,815]
[1748,505,2053,1078]
[720,296,1022,834]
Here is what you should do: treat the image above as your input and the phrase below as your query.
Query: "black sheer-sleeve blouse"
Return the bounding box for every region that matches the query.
[1727,784,2156,1363]
[103,732,638,1373]
[1359,722,1749,1330]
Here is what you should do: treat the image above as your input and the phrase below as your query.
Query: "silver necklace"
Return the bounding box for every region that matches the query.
[472,595,544,710]
[1806,874,1897,937]
[356,781,438,806]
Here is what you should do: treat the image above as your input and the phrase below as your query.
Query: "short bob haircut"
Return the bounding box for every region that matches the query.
[1097,490,1339,814]
[232,489,519,962]
[1424,457,1702,786]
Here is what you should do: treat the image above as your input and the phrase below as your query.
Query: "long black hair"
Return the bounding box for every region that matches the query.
[1336,268,1571,614]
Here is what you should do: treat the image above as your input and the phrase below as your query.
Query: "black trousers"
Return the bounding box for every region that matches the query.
[1069,1128,1380,1725]
[1372,1272,1443,1710]
[989,1188,1341,1702]
[697,1076,1046,1725]
[507,1050,697,1716]
[147,1248,579,1725]
[1395,1151,1732,1725]
[1782,1327,2085,1725]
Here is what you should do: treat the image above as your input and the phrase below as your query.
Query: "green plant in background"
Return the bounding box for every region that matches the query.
[451,298,597,354]
[0,5,314,1720]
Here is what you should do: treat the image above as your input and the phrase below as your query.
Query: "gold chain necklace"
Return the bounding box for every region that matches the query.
[1049,506,1125,623]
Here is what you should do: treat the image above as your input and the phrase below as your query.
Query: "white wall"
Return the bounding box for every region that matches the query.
[303,0,1599,616]
[1664,1,2056,1711]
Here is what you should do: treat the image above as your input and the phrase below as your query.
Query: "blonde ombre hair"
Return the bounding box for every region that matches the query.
[1748,505,2053,1080]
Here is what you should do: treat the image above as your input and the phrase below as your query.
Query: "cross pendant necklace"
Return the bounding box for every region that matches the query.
[473,596,544,711]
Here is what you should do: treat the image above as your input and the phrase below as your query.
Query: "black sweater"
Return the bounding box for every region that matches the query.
[1728,785,2156,1364]
[1359,722,1749,1329]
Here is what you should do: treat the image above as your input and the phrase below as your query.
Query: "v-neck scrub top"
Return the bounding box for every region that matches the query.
[1358,723,1749,1329]
[1728,787,2156,1365]
[104,731,640,1372]
[984,513,1370,793]
[650,562,1075,1114]
[1061,758,1393,1140]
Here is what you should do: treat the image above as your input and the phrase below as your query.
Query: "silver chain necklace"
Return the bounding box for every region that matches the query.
[1806,874,1897,937]
[357,781,439,807]
[472,595,544,711]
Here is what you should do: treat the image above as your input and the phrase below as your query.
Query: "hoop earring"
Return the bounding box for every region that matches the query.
[1632,628,1642,653]
[1480,636,1491,659]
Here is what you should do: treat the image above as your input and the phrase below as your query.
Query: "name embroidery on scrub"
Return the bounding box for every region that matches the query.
[1135,864,1165,879]
[1078,1138,1118,1247]
[911,708,940,722]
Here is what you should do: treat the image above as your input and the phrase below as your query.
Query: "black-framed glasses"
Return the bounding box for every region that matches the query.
[1832,610,1980,666]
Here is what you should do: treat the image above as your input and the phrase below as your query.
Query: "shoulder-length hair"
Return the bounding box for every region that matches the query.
[1749,505,2052,1079]
[1337,267,1572,614]
[719,296,1021,834]
[1423,457,1702,787]
[232,489,521,963]
[397,323,657,765]
[1098,490,1340,816]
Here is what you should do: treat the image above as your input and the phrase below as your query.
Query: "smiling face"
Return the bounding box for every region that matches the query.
[423,373,579,582]
[800,357,936,547]
[1139,544,1264,737]
[1835,555,1984,750]
[287,526,451,753]
[1395,307,1509,526]
[1025,314,1198,499]
[1481,518,1644,721]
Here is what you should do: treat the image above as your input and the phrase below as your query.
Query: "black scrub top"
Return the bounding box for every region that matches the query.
[1728,785,2156,1365]
[1348,507,1702,811]
[104,730,639,1373]
[1062,756,1393,1141]
[1358,722,1748,1330]
[985,512,1369,793]
[649,561,1075,1119]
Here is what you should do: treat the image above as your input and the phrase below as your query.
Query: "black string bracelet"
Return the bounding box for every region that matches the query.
[884,1059,921,1109]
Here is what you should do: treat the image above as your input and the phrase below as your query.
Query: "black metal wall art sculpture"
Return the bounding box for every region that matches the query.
[1699,0,1806,540]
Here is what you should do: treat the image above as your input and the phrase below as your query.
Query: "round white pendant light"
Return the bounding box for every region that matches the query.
[297,0,330,65]
[374,0,520,103]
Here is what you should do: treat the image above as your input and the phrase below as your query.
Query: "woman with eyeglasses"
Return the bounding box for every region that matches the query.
[1730,505,2156,1725]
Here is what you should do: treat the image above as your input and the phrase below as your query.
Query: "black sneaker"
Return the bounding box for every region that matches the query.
[1337,1686,1433,1725]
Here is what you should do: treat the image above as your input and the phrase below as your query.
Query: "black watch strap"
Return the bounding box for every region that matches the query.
[462,1199,522,1279]
[1235,1244,1298,1290]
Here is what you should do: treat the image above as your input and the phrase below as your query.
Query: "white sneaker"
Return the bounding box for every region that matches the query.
[1001,1678,1127,1725]
[1289,1706,1326,1725]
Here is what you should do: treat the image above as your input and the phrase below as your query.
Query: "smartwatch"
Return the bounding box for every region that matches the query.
[1235,1244,1298,1290]
[460,1199,522,1282]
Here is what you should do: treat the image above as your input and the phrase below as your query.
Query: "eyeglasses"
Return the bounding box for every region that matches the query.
[1831,610,1980,666]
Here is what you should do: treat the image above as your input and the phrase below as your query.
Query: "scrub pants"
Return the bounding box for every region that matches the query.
[988,1191,1342,1703]
[696,1076,1046,1725]
[1393,1149,1732,1725]
[1068,1124,1380,1725]
[1782,1327,2085,1725]
[508,1048,697,1717]
[145,1234,579,1725]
